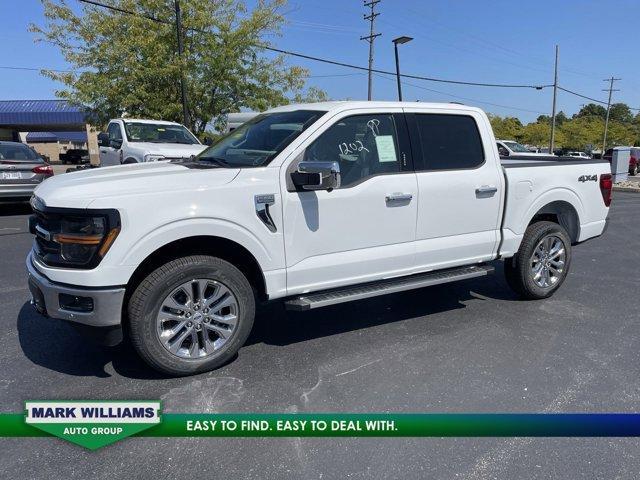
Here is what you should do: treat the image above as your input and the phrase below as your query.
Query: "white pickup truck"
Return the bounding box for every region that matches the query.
[97,118,206,166]
[26,101,612,376]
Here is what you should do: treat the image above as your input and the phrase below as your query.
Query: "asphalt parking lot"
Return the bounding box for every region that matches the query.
[1,192,639,479]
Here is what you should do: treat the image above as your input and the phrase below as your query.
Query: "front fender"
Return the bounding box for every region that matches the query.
[120,217,276,272]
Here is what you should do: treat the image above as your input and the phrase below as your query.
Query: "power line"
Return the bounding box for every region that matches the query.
[557,86,609,105]
[0,65,80,73]
[374,72,548,115]
[558,86,640,111]
[75,0,549,90]
[78,0,167,23]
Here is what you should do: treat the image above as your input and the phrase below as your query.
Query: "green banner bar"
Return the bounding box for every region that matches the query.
[4,413,640,438]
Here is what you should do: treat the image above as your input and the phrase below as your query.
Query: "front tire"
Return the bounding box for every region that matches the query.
[128,255,255,376]
[504,221,572,300]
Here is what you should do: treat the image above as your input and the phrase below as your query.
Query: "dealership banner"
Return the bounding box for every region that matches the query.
[4,407,640,450]
[23,401,161,449]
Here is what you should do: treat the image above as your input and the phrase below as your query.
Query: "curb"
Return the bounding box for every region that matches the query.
[613,185,640,193]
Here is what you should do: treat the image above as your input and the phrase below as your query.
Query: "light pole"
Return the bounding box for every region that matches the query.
[392,36,413,101]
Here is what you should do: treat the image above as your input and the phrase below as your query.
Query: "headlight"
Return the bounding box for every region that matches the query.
[144,154,165,162]
[30,207,120,269]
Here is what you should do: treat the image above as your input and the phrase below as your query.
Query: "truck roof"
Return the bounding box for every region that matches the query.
[116,118,183,125]
[266,101,484,114]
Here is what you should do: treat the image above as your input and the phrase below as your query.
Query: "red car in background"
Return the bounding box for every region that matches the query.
[603,148,638,176]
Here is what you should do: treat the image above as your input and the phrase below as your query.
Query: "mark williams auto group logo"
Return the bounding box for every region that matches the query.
[25,401,161,450]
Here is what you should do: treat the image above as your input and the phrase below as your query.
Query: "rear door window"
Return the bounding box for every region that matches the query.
[412,114,485,171]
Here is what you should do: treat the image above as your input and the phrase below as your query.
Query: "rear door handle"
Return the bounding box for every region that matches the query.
[385,193,413,203]
[475,186,498,196]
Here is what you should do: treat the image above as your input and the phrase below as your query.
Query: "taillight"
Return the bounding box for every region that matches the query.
[599,173,613,207]
[32,165,53,176]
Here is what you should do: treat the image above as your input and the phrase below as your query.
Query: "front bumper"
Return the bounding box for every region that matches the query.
[26,252,125,328]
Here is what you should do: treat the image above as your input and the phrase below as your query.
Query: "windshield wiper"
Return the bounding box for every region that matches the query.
[198,156,231,167]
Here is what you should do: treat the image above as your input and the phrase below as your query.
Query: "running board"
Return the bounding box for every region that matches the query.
[284,264,494,311]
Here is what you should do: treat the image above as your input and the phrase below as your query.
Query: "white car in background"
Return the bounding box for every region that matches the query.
[567,151,591,159]
[496,140,549,157]
[98,119,206,166]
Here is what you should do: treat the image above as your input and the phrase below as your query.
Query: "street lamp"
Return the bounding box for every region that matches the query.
[392,36,413,101]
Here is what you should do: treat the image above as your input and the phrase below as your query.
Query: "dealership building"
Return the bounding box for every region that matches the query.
[0,99,98,164]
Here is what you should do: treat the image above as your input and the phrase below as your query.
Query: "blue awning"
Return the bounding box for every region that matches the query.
[0,100,89,127]
[26,131,88,143]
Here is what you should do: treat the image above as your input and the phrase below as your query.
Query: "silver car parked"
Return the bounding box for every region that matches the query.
[0,141,53,201]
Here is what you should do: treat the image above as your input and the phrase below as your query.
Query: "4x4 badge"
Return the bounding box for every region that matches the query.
[578,175,597,183]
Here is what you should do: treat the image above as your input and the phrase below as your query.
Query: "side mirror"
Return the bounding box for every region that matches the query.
[203,137,213,146]
[97,132,110,148]
[292,161,341,191]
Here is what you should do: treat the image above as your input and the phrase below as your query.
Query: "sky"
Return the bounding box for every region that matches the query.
[2,0,640,124]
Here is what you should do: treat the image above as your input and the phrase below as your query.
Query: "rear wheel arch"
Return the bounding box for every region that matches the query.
[527,200,580,243]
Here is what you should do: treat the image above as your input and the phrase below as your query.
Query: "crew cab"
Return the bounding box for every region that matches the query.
[26,102,611,376]
[97,118,206,166]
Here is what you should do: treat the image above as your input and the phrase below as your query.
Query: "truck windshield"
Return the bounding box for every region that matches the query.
[124,122,200,144]
[504,141,530,153]
[196,110,326,167]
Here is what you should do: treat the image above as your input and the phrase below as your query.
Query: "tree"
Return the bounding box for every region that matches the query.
[488,114,523,140]
[555,111,568,126]
[31,0,325,133]
[608,103,633,124]
[574,103,606,119]
[559,116,602,150]
[536,114,551,124]
[521,121,549,147]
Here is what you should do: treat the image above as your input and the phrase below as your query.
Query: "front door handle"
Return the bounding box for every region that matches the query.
[385,193,413,203]
[475,186,498,196]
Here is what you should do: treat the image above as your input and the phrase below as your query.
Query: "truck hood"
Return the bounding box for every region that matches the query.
[34,162,240,209]
[129,142,207,158]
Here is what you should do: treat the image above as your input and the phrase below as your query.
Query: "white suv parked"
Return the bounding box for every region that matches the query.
[98,119,206,166]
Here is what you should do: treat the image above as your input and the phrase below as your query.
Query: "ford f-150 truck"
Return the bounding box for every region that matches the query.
[97,118,206,166]
[26,101,612,376]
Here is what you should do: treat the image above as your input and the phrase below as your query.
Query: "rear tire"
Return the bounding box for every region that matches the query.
[128,255,255,376]
[504,221,572,300]
[630,164,638,176]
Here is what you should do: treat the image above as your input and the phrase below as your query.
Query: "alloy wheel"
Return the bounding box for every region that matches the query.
[156,278,239,359]
[530,235,566,288]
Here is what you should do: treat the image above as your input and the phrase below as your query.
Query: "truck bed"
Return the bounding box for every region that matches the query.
[499,155,611,258]
[501,155,609,168]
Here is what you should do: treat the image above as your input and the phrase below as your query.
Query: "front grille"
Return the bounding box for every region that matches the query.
[31,208,62,263]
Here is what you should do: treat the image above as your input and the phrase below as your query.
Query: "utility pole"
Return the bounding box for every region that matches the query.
[174,0,189,128]
[602,76,621,153]
[549,45,559,154]
[360,0,381,101]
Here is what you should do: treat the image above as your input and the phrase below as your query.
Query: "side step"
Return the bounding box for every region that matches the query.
[284,264,494,311]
